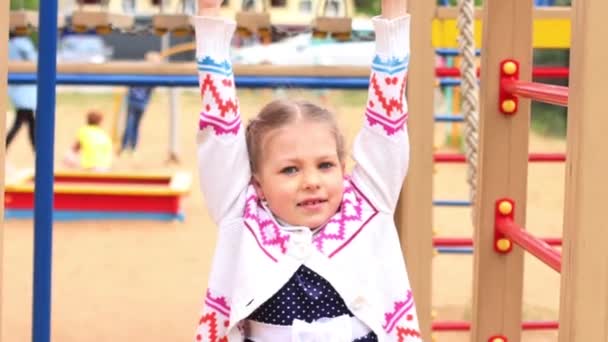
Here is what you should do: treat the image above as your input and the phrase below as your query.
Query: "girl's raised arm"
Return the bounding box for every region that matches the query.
[351,0,411,213]
[194,0,251,224]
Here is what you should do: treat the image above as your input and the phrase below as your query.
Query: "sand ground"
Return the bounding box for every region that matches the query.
[2,88,566,341]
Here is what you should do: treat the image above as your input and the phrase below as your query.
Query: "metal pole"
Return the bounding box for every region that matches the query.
[162,33,180,163]
[32,0,58,340]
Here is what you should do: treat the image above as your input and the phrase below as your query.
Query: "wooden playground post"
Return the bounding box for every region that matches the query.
[0,0,9,337]
[559,0,608,340]
[394,0,435,340]
[470,0,533,341]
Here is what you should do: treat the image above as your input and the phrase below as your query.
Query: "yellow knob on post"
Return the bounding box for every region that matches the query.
[498,200,513,215]
[502,61,518,75]
[501,100,516,114]
[496,238,512,252]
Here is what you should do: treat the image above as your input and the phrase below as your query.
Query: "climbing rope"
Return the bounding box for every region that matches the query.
[457,0,479,219]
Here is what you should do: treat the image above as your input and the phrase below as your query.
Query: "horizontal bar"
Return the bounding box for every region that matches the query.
[8,73,462,89]
[435,152,565,163]
[502,79,569,107]
[436,247,473,254]
[435,115,464,123]
[9,61,372,77]
[436,66,569,79]
[5,209,185,221]
[432,320,558,331]
[433,199,471,207]
[435,6,571,20]
[434,236,562,247]
[496,216,562,273]
[436,48,481,57]
[8,73,371,89]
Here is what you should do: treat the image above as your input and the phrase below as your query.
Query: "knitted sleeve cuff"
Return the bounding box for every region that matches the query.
[372,14,411,58]
[193,16,236,60]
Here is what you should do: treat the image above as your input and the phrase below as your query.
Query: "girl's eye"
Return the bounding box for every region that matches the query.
[319,162,334,169]
[280,166,298,175]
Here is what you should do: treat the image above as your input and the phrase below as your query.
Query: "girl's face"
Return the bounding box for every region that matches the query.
[253,120,345,229]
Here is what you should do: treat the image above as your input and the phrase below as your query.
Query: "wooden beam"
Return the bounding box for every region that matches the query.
[394,0,435,341]
[435,6,571,19]
[0,0,9,338]
[9,10,39,30]
[71,10,134,30]
[559,0,608,340]
[470,0,533,341]
[152,14,193,33]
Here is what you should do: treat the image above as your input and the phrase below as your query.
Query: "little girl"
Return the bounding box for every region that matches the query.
[193,0,421,340]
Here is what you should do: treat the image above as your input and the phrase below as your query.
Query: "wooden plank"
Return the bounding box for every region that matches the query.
[559,0,608,340]
[0,0,9,337]
[435,6,571,19]
[9,10,39,30]
[71,10,134,30]
[470,0,533,341]
[394,0,435,341]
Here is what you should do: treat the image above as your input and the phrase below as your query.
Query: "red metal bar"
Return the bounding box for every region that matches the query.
[432,320,558,331]
[433,237,562,247]
[435,66,569,79]
[434,152,565,163]
[496,216,562,273]
[501,79,569,107]
[532,66,569,79]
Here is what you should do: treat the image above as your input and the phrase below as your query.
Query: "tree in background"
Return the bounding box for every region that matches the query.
[11,0,38,10]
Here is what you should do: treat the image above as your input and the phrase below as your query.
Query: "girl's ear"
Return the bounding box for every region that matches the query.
[252,174,265,200]
[340,161,346,174]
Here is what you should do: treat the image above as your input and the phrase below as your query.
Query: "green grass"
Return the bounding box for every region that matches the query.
[531,103,567,138]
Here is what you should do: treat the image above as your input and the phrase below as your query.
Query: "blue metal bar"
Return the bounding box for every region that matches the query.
[435,114,464,123]
[436,247,473,254]
[8,73,462,88]
[433,199,472,207]
[6,209,185,222]
[436,48,482,57]
[32,0,58,341]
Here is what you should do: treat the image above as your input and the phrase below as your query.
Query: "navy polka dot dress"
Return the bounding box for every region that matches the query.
[246,265,377,342]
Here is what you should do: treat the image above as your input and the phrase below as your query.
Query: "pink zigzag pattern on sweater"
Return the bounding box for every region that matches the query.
[383,290,416,333]
[243,191,290,262]
[204,289,231,318]
[365,107,408,136]
[312,180,378,257]
[313,183,361,250]
[199,112,241,135]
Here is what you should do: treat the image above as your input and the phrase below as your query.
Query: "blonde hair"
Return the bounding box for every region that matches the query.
[245,99,345,174]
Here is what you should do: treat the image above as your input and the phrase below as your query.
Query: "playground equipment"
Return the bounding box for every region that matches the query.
[151,0,194,36]
[4,169,191,221]
[4,0,608,341]
[311,0,352,41]
[235,0,272,41]
[71,0,134,34]
[9,9,38,35]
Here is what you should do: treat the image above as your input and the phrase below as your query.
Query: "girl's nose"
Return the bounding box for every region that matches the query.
[302,171,321,190]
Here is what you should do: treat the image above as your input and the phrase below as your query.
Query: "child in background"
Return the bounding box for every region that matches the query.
[119,51,161,156]
[193,0,421,339]
[63,110,113,171]
[6,32,38,152]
